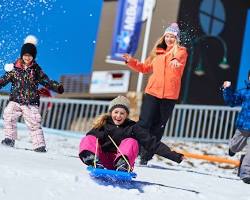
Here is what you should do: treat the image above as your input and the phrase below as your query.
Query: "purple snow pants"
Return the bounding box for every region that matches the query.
[79,135,139,170]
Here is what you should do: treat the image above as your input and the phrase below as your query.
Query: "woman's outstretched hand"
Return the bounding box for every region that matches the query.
[170,59,180,68]
[122,53,131,64]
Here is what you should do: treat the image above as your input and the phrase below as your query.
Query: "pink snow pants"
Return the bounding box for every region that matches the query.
[79,135,139,170]
[3,101,45,149]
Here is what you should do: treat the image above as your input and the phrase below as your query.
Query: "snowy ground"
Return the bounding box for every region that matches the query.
[0,123,249,200]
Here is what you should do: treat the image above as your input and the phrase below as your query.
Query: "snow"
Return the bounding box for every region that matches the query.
[0,123,250,200]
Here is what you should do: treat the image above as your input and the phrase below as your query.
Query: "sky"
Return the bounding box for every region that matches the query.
[0,0,103,81]
[0,121,250,200]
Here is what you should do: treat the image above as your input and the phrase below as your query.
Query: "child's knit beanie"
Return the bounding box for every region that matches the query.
[20,35,38,59]
[108,96,130,114]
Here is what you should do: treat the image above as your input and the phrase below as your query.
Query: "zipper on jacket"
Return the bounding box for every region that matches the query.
[162,55,167,98]
[20,78,25,104]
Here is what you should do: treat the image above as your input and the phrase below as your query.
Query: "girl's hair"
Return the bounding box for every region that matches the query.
[91,113,110,129]
[148,34,181,62]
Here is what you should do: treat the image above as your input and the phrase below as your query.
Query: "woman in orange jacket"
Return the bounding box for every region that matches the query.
[123,23,188,165]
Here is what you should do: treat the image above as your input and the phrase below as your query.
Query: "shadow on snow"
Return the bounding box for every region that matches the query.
[91,176,200,194]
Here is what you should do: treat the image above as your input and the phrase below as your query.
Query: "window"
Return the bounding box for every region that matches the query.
[199,0,226,36]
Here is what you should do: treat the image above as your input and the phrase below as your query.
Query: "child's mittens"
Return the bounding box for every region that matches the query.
[57,84,64,94]
[4,63,14,72]
[95,132,106,140]
[38,87,51,97]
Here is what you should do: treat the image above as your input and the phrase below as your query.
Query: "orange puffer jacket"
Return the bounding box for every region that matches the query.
[127,46,188,99]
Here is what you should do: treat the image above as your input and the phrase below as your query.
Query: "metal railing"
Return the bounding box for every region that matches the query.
[164,104,240,143]
[0,96,109,133]
[0,96,240,142]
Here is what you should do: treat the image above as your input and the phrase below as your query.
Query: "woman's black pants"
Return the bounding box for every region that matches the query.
[138,93,176,162]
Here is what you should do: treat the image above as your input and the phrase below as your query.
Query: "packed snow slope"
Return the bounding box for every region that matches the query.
[0,123,249,200]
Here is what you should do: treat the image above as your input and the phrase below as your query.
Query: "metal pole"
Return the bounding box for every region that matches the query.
[136,2,154,93]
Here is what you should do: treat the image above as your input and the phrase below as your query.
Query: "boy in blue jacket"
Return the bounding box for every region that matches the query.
[222,70,250,184]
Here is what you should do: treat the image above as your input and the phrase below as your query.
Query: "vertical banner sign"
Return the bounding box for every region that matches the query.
[110,0,144,61]
[237,9,250,90]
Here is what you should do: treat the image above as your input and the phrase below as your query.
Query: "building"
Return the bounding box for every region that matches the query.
[61,0,250,105]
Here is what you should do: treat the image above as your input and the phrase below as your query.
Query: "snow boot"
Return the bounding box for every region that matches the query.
[139,146,152,166]
[34,146,47,153]
[237,154,245,177]
[79,151,104,169]
[115,157,130,172]
[228,149,236,157]
[1,138,15,147]
[242,177,250,184]
[139,158,148,166]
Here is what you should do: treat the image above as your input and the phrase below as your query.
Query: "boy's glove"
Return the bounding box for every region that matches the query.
[58,84,64,94]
